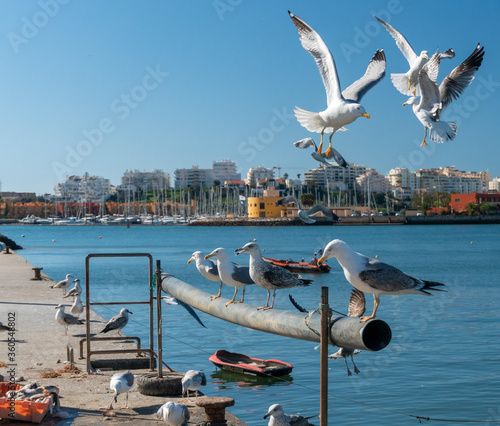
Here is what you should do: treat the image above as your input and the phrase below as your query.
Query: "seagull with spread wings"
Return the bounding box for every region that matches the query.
[403,44,485,146]
[276,195,339,224]
[293,137,348,168]
[289,11,385,158]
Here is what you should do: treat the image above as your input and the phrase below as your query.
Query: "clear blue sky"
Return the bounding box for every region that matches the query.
[1,0,499,194]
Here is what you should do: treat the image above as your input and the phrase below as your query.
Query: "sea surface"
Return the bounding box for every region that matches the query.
[2,224,500,425]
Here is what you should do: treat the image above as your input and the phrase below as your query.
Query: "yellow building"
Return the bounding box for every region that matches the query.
[247,187,284,218]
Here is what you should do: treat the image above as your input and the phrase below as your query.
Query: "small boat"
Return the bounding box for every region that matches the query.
[209,350,293,377]
[262,257,331,273]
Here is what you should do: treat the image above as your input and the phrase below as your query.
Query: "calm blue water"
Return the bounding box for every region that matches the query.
[2,224,500,425]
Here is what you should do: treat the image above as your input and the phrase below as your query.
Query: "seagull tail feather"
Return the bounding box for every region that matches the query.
[428,121,457,143]
[294,107,327,133]
[422,280,447,293]
[390,73,412,96]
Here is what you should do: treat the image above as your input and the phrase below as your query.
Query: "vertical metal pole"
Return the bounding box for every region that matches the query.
[149,257,154,371]
[156,260,163,378]
[320,286,329,426]
[85,257,91,374]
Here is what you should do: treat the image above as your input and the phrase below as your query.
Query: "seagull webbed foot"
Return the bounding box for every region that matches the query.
[354,366,360,374]
[360,315,375,322]
[420,140,428,147]
[210,294,221,301]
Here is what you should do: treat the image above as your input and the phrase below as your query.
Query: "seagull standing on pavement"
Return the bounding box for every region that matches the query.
[181,370,206,399]
[54,304,83,336]
[156,401,190,425]
[51,274,73,295]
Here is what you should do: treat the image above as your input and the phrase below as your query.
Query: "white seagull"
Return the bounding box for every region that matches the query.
[70,293,84,319]
[188,251,223,300]
[318,239,445,321]
[100,308,132,334]
[63,278,82,299]
[293,137,348,168]
[181,370,206,399]
[264,404,315,426]
[156,401,190,425]
[403,44,485,146]
[289,11,385,158]
[54,304,83,336]
[205,248,254,307]
[276,195,339,224]
[104,371,134,410]
[235,242,313,310]
[51,274,73,295]
[161,295,206,328]
[329,289,365,376]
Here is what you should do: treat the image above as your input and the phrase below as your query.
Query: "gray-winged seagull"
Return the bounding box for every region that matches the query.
[156,401,190,424]
[54,304,83,335]
[100,308,132,334]
[276,195,339,224]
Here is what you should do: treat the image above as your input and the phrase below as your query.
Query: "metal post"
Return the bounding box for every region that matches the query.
[156,260,163,378]
[320,286,328,426]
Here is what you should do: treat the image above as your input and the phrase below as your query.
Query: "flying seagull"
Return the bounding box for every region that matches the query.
[235,242,312,310]
[293,137,348,168]
[187,251,223,300]
[205,248,254,307]
[181,370,206,399]
[403,44,485,146]
[276,195,339,224]
[289,11,385,158]
[161,296,206,328]
[51,274,73,295]
[264,404,315,426]
[318,239,445,321]
[156,401,190,425]
[374,16,454,96]
[54,304,83,336]
[100,308,132,334]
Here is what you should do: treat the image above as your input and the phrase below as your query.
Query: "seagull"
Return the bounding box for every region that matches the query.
[100,308,132,334]
[188,251,223,300]
[264,404,315,425]
[318,239,446,321]
[54,304,83,336]
[205,248,255,307]
[403,44,485,146]
[0,322,11,332]
[276,195,339,224]
[289,11,385,158]
[51,274,73,295]
[63,278,82,299]
[156,401,190,425]
[329,289,365,376]
[235,242,313,310]
[104,371,134,410]
[161,295,206,328]
[70,293,84,319]
[181,370,206,399]
[293,137,348,168]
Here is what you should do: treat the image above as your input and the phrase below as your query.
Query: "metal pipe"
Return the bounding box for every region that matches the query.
[161,275,391,351]
[320,287,328,426]
[156,260,163,378]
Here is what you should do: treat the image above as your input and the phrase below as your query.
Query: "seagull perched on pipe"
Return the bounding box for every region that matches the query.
[293,137,348,168]
[318,239,445,321]
[63,278,82,299]
[51,274,73,295]
[289,11,385,158]
[276,195,339,224]
[100,308,132,334]
[54,304,83,336]
[205,248,254,307]
[403,44,485,146]
[235,242,312,310]
[187,251,223,300]
[264,404,315,425]
[156,401,190,425]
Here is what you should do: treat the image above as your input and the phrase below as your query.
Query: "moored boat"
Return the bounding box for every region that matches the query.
[209,350,293,377]
[262,256,331,273]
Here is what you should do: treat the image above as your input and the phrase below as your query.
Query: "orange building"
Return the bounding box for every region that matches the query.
[450,192,500,213]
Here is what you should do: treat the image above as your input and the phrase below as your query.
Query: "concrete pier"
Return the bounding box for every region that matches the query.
[0,251,246,424]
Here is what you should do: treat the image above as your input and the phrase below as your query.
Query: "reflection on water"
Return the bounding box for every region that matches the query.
[211,369,294,389]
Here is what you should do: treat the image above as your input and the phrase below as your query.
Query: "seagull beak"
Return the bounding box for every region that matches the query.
[317,255,327,265]
[402,101,408,106]
[424,54,429,59]
[263,412,271,419]
[187,257,194,264]
[205,254,214,260]
[362,113,370,119]
[234,248,245,255]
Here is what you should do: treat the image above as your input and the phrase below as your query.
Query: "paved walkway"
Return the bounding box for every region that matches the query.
[0,250,245,425]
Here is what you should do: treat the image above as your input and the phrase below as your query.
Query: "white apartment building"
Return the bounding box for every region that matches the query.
[304,163,374,190]
[356,171,392,194]
[54,175,111,202]
[119,169,170,193]
[489,178,500,192]
[212,159,241,183]
[174,166,213,188]
[245,166,275,186]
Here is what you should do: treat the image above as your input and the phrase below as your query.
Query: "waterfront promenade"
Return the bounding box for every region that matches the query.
[0,250,245,424]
